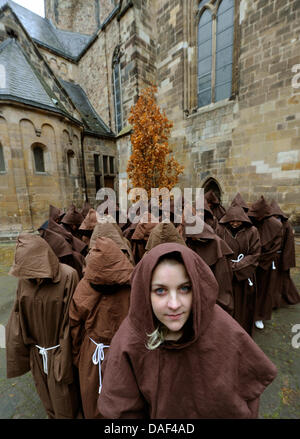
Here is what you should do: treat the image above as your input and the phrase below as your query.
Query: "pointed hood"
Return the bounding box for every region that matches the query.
[47,218,87,254]
[49,204,65,222]
[145,222,186,252]
[270,199,288,220]
[61,204,84,226]
[9,233,60,282]
[205,190,220,205]
[128,243,219,347]
[39,228,73,259]
[90,222,125,249]
[248,196,273,221]
[84,237,133,285]
[219,205,252,225]
[230,193,249,212]
[131,213,159,241]
[80,201,92,218]
[79,208,98,231]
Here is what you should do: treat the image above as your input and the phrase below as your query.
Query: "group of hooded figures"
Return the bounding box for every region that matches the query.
[5,190,299,419]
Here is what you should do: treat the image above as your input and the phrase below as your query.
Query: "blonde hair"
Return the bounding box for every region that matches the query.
[146,324,168,350]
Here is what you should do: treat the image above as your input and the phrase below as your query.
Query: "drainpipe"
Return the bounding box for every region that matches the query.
[80,130,89,202]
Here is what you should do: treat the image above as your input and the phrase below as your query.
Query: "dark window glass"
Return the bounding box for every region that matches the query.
[33,146,45,173]
[94,154,100,173]
[109,156,115,174]
[0,145,5,172]
[95,174,101,193]
[103,155,108,174]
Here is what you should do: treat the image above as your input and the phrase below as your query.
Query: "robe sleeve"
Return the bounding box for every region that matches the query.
[68,281,93,368]
[97,329,148,419]
[53,267,79,384]
[233,228,261,281]
[281,222,296,271]
[213,257,234,314]
[259,231,282,270]
[237,331,277,417]
[6,288,30,378]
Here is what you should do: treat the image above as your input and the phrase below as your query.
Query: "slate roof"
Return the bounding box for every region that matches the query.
[0,38,57,109]
[60,79,115,137]
[0,0,95,60]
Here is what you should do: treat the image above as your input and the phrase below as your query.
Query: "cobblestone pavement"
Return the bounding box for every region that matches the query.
[0,238,299,419]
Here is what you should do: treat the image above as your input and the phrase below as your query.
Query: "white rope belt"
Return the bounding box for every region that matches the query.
[89,338,110,394]
[35,344,60,375]
[231,253,253,286]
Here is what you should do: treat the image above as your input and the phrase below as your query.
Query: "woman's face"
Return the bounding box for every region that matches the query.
[150,261,192,341]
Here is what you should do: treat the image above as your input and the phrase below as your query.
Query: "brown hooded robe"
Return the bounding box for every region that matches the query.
[184,221,235,315]
[78,208,98,246]
[205,190,226,220]
[97,243,277,419]
[270,200,300,308]
[248,196,283,321]
[217,206,261,335]
[69,237,133,418]
[6,234,82,419]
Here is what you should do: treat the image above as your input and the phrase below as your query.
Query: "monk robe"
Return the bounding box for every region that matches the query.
[205,189,226,220]
[6,234,82,419]
[216,206,261,335]
[78,208,98,246]
[248,196,283,322]
[270,200,300,308]
[97,243,277,419]
[69,237,133,418]
[184,220,235,315]
[61,204,85,239]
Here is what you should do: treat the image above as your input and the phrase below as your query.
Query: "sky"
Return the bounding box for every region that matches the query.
[13,0,45,17]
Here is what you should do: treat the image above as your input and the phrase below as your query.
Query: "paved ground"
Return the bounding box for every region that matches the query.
[0,238,299,419]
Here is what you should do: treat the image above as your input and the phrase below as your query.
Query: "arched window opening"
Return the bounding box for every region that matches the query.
[197,0,234,108]
[112,46,123,133]
[33,144,45,173]
[0,143,5,172]
[67,150,76,175]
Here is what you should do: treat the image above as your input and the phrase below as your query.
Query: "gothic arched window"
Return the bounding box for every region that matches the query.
[112,46,123,133]
[197,0,235,108]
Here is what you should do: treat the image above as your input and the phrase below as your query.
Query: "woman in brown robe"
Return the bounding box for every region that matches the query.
[270,200,300,308]
[216,206,261,336]
[248,196,283,329]
[6,234,82,419]
[97,242,277,418]
[69,237,133,418]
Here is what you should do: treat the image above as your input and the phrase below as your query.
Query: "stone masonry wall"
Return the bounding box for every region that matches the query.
[0,105,85,233]
[152,0,300,224]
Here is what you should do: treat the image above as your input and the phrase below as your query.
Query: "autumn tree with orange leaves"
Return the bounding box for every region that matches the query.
[127,85,184,198]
